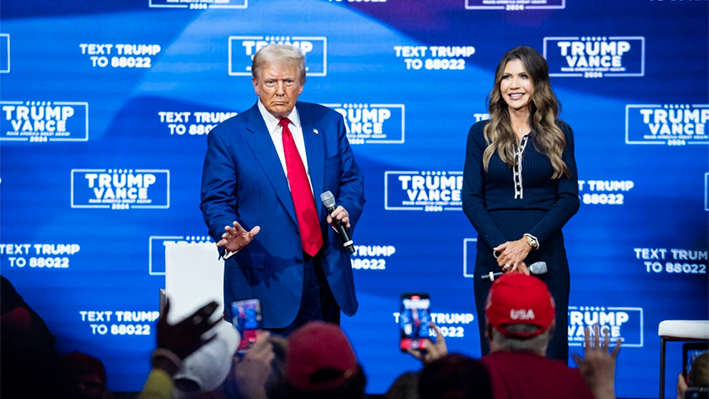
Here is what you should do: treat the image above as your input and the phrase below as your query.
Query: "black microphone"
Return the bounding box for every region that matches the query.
[480,261,548,282]
[320,191,355,254]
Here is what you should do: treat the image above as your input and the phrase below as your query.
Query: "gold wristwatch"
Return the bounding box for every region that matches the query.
[524,233,539,250]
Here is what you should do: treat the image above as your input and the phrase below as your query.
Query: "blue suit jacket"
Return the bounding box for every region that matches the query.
[200,101,365,328]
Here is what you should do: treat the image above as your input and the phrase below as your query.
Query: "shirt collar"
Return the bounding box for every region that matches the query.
[257,100,301,134]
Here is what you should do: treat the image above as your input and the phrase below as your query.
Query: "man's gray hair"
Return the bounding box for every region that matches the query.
[251,44,306,84]
[490,323,552,353]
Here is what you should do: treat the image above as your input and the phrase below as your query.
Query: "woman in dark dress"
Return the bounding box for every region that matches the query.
[462,46,579,361]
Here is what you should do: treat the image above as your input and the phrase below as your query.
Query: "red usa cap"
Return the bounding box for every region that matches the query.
[286,321,358,392]
[485,273,555,338]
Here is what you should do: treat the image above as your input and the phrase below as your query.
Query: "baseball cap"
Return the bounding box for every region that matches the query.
[485,273,555,338]
[286,321,358,392]
[173,319,240,397]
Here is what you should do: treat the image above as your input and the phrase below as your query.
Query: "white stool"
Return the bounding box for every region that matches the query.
[164,241,225,323]
[658,320,709,399]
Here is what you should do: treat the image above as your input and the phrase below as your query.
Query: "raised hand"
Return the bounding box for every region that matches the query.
[157,298,222,360]
[217,221,261,252]
[572,325,622,399]
[234,331,275,399]
[406,323,449,365]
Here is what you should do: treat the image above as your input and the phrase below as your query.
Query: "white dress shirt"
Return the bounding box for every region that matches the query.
[257,100,312,186]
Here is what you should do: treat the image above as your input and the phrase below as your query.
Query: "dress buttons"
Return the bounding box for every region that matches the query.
[513,135,529,199]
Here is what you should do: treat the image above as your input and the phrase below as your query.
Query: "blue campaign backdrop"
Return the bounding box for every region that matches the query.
[1,0,708,397]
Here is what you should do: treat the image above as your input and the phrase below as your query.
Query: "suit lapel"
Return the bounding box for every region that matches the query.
[243,104,298,224]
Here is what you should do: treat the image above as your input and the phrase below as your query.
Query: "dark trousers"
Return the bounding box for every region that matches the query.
[473,232,570,362]
[269,253,340,337]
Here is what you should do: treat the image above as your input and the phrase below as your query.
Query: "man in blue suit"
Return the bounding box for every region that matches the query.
[200,44,365,335]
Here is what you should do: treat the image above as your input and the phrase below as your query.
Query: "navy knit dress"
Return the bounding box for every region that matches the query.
[462,119,579,361]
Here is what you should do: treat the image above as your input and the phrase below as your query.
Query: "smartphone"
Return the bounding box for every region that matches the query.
[399,293,433,352]
[231,298,263,353]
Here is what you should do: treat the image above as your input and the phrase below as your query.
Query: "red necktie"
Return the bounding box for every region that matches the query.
[280,118,323,256]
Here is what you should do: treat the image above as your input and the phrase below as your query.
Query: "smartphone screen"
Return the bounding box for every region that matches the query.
[231,298,263,353]
[399,293,432,352]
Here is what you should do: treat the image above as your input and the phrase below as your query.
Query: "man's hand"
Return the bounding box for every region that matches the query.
[151,298,222,376]
[571,325,621,399]
[217,221,261,252]
[326,205,350,229]
[158,299,222,360]
[494,238,531,275]
[406,323,448,365]
[234,331,274,399]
